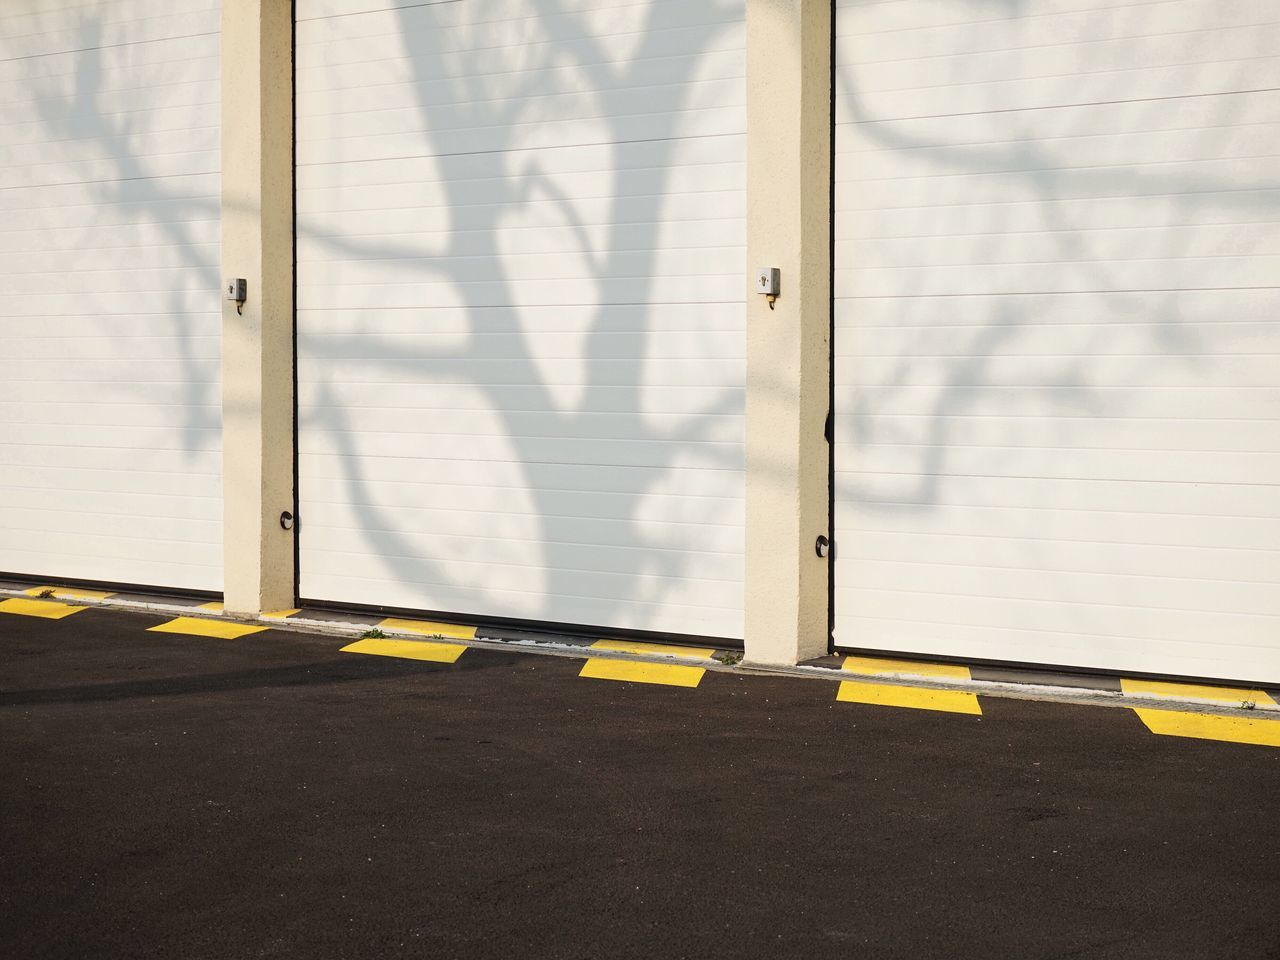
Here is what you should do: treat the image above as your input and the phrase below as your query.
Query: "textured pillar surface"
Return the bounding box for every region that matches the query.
[743,0,833,665]
[221,0,294,614]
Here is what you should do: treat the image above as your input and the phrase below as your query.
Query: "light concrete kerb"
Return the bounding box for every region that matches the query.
[7,583,1271,723]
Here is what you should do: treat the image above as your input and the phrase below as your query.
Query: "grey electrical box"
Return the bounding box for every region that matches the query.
[225,278,247,302]
[754,267,780,297]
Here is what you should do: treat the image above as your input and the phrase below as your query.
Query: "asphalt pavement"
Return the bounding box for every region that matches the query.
[2,605,1278,960]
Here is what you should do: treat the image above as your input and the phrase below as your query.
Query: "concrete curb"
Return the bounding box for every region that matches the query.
[4,586,1277,723]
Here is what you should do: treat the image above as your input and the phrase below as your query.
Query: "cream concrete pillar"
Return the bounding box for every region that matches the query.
[220,0,294,614]
[743,0,832,665]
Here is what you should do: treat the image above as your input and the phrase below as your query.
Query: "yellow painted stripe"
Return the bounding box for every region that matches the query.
[23,586,114,601]
[842,655,971,681]
[0,597,88,620]
[837,679,983,715]
[148,617,267,640]
[196,601,224,613]
[341,637,467,663]
[378,617,476,640]
[579,657,706,687]
[1136,709,1280,748]
[262,608,302,620]
[1121,678,1275,707]
[590,639,716,660]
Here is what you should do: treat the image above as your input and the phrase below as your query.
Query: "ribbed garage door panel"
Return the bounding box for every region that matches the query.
[833,0,1280,682]
[296,0,746,638]
[0,0,222,591]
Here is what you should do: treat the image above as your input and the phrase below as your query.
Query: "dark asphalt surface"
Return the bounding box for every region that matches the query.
[2,606,1278,960]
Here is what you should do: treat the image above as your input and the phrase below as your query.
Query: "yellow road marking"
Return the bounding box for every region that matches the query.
[579,657,706,687]
[148,617,267,640]
[341,637,467,663]
[590,639,717,660]
[0,597,88,620]
[837,679,983,715]
[842,655,971,681]
[196,601,224,613]
[262,608,301,620]
[1135,709,1280,748]
[23,586,114,601]
[1120,678,1275,707]
[378,617,476,640]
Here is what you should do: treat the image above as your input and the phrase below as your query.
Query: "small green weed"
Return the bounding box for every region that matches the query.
[360,627,387,640]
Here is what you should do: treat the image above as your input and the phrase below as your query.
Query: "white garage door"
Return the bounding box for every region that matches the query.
[833,0,1280,683]
[296,0,746,639]
[0,1,223,591]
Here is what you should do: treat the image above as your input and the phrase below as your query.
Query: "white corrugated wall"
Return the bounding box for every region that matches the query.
[0,0,223,591]
[295,0,747,638]
[832,0,1280,682]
